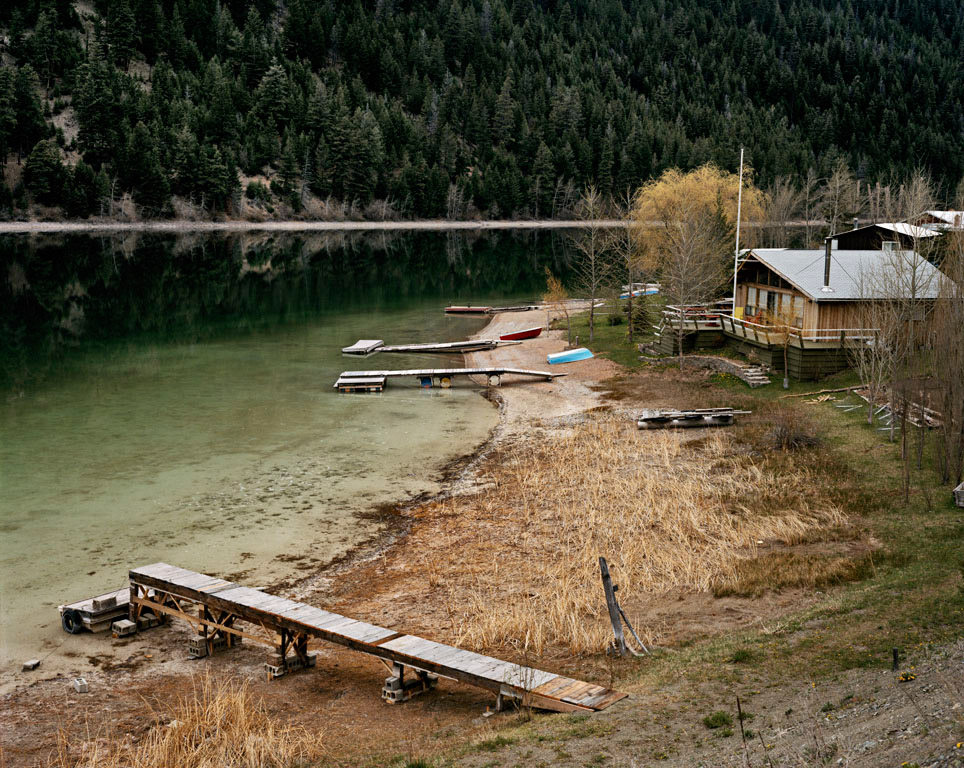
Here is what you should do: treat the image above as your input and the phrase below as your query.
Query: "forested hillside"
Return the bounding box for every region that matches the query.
[1,0,962,219]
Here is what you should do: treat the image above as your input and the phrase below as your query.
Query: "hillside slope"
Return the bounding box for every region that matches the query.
[1,0,962,218]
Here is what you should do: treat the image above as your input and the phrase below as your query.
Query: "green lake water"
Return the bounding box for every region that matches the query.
[0,228,571,676]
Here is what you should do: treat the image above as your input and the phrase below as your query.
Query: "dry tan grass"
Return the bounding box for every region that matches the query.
[440,415,849,656]
[50,674,326,768]
[711,550,875,597]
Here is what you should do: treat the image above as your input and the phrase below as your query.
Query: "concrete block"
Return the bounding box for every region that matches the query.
[112,619,137,637]
[136,614,162,631]
[73,678,89,693]
[92,596,117,612]
[22,659,40,671]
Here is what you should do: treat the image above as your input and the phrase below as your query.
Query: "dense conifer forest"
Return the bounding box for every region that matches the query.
[0,0,962,219]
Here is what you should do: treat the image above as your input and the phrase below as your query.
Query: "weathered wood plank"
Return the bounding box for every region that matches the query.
[124,563,625,713]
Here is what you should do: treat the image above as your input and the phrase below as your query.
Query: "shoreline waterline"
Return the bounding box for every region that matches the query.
[0,219,627,234]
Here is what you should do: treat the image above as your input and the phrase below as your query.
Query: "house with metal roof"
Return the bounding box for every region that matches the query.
[830,222,941,250]
[713,242,950,379]
[915,210,963,231]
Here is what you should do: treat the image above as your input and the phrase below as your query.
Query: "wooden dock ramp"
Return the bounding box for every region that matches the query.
[335,367,565,392]
[129,563,626,713]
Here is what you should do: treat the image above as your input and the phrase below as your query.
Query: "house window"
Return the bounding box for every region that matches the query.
[746,286,757,315]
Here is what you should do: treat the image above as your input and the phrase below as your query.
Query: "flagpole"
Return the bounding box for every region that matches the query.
[732,146,744,317]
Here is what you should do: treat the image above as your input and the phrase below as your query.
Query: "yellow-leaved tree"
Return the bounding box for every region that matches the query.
[630,164,768,365]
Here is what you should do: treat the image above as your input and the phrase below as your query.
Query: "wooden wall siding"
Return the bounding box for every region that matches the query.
[657,330,726,355]
[728,340,849,379]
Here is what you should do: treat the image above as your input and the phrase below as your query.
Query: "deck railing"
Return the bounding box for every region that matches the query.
[660,306,879,348]
[718,315,879,346]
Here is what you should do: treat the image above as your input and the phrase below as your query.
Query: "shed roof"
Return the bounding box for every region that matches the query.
[830,222,940,240]
[923,210,963,227]
[744,248,946,302]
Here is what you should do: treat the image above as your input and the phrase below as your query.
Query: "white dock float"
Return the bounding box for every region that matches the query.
[342,339,385,355]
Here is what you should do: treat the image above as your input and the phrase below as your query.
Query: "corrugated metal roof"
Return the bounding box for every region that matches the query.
[830,222,940,240]
[924,210,963,227]
[745,248,946,301]
[874,222,940,238]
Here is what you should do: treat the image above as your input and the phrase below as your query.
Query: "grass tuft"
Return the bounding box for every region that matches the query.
[51,673,327,768]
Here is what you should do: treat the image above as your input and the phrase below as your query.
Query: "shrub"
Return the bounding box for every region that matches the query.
[703,711,733,729]
[245,180,271,202]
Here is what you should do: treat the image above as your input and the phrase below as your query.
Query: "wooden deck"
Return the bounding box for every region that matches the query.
[128,563,626,713]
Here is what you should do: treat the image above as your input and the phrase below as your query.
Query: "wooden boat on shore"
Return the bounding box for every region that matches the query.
[444,305,492,314]
[547,347,594,364]
[499,326,543,341]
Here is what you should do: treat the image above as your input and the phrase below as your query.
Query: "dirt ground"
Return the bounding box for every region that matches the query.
[2,310,962,767]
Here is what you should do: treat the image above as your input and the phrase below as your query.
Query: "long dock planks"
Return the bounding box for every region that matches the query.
[338,367,565,380]
[335,367,565,392]
[128,563,625,713]
[342,339,509,355]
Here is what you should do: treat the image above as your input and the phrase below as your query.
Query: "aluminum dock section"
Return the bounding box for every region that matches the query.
[128,563,626,713]
[342,339,513,356]
[335,367,565,391]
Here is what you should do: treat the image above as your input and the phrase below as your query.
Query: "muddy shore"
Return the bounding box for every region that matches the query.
[0,306,620,765]
[3,309,960,768]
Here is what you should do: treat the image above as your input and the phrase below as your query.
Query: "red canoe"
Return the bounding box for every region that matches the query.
[445,306,492,314]
[500,326,543,341]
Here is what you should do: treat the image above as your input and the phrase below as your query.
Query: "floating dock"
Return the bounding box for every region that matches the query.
[444,304,540,315]
[59,588,130,634]
[342,339,515,356]
[335,367,564,392]
[126,563,626,712]
[636,407,751,429]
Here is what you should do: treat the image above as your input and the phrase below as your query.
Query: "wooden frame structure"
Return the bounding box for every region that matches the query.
[128,563,626,712]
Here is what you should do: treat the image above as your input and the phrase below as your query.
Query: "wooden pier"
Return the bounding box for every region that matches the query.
[128,563,626,713]
[342,339,515,356]
[444,304,541,315]
[335,367,564,392]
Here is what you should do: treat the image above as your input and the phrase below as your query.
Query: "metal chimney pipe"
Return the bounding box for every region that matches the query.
[852,217,859,230]
[824,238,832,288]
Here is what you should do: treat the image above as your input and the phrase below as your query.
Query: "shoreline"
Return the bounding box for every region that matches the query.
[0,219,628,234]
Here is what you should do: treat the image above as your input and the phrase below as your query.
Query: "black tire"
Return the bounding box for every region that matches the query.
[61,608,84,634]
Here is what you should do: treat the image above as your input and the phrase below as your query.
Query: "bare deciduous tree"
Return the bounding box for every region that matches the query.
[569,185,612,342]
[820,159,864,235]
[543,268,572,346]
[933,228,964,484]
[609,192,645,343]
[640,197,730,367]
[765,176,802,247]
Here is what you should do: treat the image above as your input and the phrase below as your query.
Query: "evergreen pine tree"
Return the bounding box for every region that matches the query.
[24,138,66,204]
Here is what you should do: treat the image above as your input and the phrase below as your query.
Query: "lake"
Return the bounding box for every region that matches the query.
[0,228,572,676]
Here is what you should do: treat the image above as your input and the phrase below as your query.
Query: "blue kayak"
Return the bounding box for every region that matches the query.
[547,347,594,364]
[619,287,660,299]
